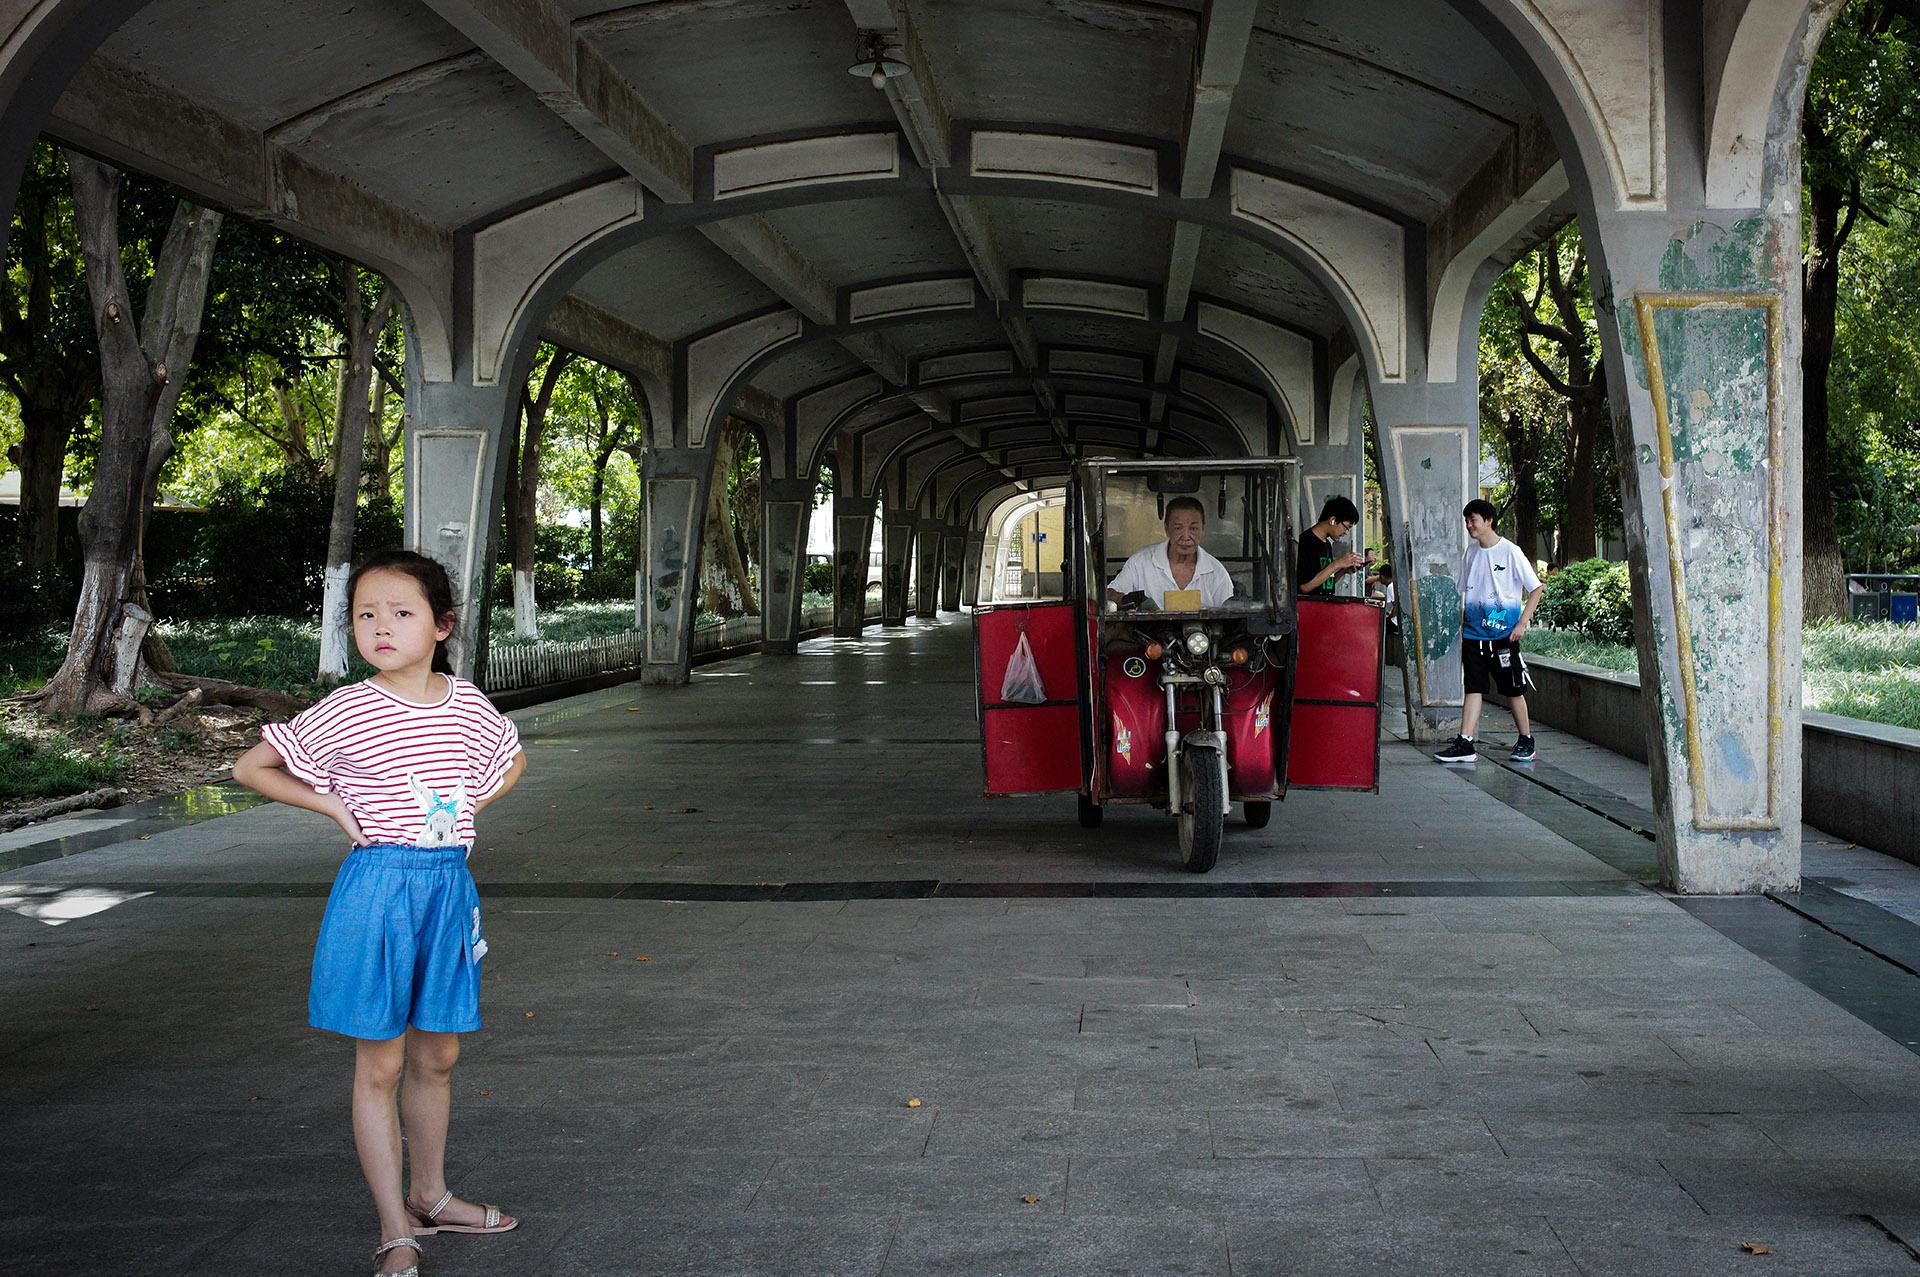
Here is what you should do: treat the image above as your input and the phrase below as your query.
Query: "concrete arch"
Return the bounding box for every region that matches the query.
[484,160,1394,400]
[1443,0,1668,215]
[1704,0,1843,208]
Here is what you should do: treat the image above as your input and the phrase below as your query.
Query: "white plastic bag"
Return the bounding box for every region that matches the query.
[1001,630,1047,704]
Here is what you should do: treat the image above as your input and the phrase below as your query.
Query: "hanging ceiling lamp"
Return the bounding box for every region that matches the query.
[848,30,910,90]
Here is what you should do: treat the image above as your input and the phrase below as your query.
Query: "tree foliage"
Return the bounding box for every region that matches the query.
[1477,223,1618,567]
[1802,0,1920,612]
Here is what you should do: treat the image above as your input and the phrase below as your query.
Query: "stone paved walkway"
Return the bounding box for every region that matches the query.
[6,616,1920,1274]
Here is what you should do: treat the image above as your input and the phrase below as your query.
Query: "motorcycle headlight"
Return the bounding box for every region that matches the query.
[1184,629,1211,657]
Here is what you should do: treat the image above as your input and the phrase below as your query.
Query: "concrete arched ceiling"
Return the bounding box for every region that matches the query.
[43,0,1572,483]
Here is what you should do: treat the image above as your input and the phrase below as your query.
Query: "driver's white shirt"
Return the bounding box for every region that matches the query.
[1108,540,1234,608]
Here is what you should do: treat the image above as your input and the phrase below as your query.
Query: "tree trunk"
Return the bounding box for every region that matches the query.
[511,349,573,639]
[131,200,223,676]
[700,421,758,615]
[36,155,169,712]
[589,462,607,574]
[1505,434,1544,565]
[1560,389,1603,563]
[1801,169,1851,620]
[363,373,395,506]
[318,268,395,683]
[14,398,77,569]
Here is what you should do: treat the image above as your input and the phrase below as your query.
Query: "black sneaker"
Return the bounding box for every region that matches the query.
[1432,735,1477,763]
[1509,735,1537,762]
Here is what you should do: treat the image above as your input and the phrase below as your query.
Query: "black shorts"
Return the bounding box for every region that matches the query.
[1462,638,1530,697]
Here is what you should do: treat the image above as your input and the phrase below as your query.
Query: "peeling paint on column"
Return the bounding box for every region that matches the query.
[1386,425,1471,708]
[1635,292,1785,831]
[1658,218,1776,292]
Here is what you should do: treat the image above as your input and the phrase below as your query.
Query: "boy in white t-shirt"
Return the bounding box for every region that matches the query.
[1433,500,1545,764]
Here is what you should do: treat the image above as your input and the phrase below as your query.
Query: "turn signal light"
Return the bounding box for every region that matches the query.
[1144,642,1165,660]
[1229,647,1250,665]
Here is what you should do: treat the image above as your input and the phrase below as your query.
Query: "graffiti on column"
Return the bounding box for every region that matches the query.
[1387,426,1471,707]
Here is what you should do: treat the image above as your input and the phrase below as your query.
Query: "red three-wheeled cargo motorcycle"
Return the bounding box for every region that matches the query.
[973,459,1386,871]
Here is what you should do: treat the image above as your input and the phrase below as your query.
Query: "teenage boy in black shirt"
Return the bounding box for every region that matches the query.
[1296,495,1368,597]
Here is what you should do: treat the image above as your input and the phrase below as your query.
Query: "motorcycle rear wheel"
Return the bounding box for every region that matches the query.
[1178,745,1225,873]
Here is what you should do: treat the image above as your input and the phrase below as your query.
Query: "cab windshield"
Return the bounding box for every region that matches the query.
[1091,465,1291,616]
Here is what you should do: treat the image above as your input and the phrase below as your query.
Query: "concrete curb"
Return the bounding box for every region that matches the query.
[1505,654,1920,869]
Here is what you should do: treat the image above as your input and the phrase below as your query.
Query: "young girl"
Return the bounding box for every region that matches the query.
[235,550,527,1276]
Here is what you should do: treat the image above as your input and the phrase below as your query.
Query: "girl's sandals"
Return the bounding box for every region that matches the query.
[372,1237,422,1277]
[407,1188,519,1236]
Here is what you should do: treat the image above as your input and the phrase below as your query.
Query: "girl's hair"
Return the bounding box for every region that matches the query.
[347,550,459,676]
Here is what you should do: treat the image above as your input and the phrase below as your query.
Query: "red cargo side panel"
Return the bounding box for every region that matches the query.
[982,705,1083,793]
[976,604,1080,703]
[1295,597,1384,701]
[974,603,1085,795]
[1287,598,1385,792]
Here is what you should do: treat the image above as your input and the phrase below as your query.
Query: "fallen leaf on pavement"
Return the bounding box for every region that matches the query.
[606,951,621,957]
[523,1011,536,1019]
[636,955,652,962]
[1740,1242,1771,1255]
[1020,1195,1039,1204]
[905,1098,922,1108]
[478,1090,493,1097]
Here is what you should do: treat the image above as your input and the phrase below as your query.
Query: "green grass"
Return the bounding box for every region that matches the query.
[155,615,332,689]
[1527,621,1920,731]
[1520,628,1639,673]
[0,725,128,803]
[0,628,68,695]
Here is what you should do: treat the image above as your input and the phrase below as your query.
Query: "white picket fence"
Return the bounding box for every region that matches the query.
[482,606,834,693]
[484,631,646,692]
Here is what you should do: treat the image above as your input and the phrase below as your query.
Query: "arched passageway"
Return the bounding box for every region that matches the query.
[0,0,1840,891]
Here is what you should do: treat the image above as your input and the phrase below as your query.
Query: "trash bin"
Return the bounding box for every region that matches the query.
[1852,594,1885,622]
[1893,593,1918,625]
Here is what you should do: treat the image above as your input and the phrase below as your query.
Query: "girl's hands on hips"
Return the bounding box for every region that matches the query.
[327,795,370,847]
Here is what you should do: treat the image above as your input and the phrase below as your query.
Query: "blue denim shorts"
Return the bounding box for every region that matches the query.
[309,843,484,1040]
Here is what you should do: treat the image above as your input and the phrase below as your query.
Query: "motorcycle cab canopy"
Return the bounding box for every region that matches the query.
[973,458,1386,802]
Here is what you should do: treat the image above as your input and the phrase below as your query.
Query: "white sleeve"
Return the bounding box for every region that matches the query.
[1108,551,1143,594]
[1511,544,1542,593]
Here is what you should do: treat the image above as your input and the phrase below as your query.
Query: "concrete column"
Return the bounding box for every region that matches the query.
[1296,441,1368,599]
[1587,209,1802,894]
[880,511,913,626]
[960,531,986,608]
[758,478,811,653]
[640,444,717,685]
[914,521,942,618]
[832,496,876,637]
[939,528,967,612]
[1369,379,1480,742]
[404,376,517,682]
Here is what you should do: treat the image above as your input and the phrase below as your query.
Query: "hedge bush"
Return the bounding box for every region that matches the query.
[1581,562,1635,646]
[1535,557,1635,644]
[1536,558,1614,631]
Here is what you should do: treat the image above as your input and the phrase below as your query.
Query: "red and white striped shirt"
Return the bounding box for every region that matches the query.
[261,676,521,847]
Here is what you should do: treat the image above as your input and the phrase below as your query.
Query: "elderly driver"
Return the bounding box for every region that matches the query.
[1105,495,1234,609]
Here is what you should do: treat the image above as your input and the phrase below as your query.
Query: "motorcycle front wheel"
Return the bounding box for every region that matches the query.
[1078,793,1104,829]
[1177,744,1225,873]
